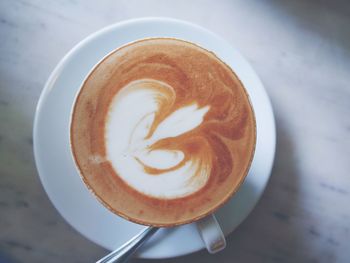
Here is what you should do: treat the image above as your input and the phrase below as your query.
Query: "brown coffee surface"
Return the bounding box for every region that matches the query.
[71,38,256,226]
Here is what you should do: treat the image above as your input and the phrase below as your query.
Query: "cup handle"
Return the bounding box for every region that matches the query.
[196,214,226,254]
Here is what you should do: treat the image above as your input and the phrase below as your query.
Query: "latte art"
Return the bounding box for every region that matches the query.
[106,79,211,198]
[70,38,256,226]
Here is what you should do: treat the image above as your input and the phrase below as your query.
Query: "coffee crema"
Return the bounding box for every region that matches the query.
[71,38,256,226]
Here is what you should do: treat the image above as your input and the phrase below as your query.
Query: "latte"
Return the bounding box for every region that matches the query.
[70,38,256,226]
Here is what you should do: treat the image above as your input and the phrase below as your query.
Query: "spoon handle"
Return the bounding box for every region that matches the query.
[96,227,159,263]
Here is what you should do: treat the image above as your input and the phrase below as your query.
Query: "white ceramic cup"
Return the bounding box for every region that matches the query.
[69,49,227,254]
[68,35,256,254]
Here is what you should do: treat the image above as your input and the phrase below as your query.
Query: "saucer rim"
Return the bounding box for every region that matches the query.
[33,17,276,259]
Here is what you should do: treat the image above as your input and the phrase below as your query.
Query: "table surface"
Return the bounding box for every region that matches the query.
[1,0,349,262]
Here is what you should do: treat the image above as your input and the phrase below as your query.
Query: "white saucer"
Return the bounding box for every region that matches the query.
[33,17,276,259]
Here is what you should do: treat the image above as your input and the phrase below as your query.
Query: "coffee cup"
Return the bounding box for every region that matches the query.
[70,38,256,253]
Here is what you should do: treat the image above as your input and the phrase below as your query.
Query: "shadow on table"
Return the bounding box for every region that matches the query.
[113,1,350,262]
[266,0,350,53]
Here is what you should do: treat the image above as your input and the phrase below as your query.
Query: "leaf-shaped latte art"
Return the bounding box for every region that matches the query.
[105,79,212,198]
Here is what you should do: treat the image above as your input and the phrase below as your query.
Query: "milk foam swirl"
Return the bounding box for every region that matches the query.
[106,79,211,198]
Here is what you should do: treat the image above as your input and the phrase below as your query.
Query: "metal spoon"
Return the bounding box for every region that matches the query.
[96,227,159,263]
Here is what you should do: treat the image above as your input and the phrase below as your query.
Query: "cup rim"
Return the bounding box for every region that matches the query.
[69,37,257,227]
